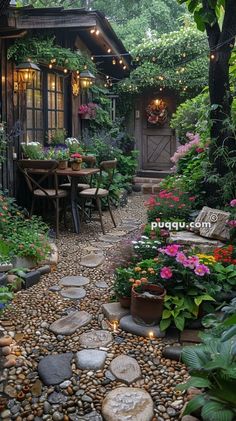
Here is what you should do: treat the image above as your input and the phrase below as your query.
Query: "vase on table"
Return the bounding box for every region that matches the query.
[71,160,82,171]
[58,160,68,170]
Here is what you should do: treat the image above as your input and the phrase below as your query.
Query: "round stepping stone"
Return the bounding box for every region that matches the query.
[59,276,90,287]
[60,287,86,300]
[109,355,141,384]
[80,254,105,268]
[50,311,92,336]
[49,285,61,292]
[95,280,109,289]
[79,330,112,349]
[102,387,154,421]
[76,349,107,370]
[108,230,126,237]
[120,315,165,338]
[98,235,121,243]
[38,353,73,386]
[73,412,103,421]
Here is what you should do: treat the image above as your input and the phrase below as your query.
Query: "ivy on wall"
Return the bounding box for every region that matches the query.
[7,35,96,74]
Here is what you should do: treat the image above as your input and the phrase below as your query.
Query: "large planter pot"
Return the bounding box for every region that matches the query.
[71,161,82,171]
[58,160,68,170]
[131,284,166,326]
[119,296,131,309]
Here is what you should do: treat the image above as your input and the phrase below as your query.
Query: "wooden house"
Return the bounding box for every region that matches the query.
[0,3,130,194]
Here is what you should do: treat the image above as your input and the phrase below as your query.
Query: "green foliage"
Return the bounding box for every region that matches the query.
[0,286,13,313]
[0,123,7,165]
[160,294,202,332]
[114,267,135,298]
[178,0,226,31]
[170,91,210,144]
[7,35,95,73]
[118,25,208,96]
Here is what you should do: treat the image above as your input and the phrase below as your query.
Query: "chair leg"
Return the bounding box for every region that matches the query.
[96,197,105,235]
[107,196,116,228]
[30,197,35,218]
[55,198,60,238]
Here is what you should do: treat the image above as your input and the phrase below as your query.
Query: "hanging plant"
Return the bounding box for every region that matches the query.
[7,35,96,74]
[146,99,168,126]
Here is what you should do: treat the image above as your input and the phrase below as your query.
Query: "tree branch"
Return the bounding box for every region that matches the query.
[202,0,221,49]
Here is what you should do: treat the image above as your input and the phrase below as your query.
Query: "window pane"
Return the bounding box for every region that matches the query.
[27,90,33,107]
[57,76,64,92]
[34,71,41,89]
[48,91,55,109]
[26,130,34,142]
[57,112,64,128]
[27,110,33,129]
[57,93,64,110]
[35,110,43,128]
[48,111,55,129]
[48,73,56,91]
[36,130,44,142]
[35,90,42,108]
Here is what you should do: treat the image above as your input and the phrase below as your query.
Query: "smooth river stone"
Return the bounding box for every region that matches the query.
[76,349,107,370]
[80,254,105,268]
[38,353,73,385]
[102,387,154,421]
[95,280,109,289]
[120,315,165,338]
[98,235,121,243]
[79,330,113,349]
[59,276,90,287]
[109,355,141,384]
[50,311,92,335]
[60,287,86,300]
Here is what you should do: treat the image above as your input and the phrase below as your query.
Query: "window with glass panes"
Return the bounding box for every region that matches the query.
[26,71,43,142]
[47,73,65,138]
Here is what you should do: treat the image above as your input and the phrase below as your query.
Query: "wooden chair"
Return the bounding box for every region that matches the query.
[17,160,68,238]
[59,155,96,192]
[78,159,117,235]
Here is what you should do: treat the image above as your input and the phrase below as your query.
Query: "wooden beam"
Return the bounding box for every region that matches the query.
[9,13,96,29]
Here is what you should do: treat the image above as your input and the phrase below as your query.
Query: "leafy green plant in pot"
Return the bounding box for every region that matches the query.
[114,267,136,308]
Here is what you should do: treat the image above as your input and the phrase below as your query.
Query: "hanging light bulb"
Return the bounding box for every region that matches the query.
[119,58,123,64]
[112,58,116,65]
[123,65,127,70]
[96,29,100,36]
[64,68,68,74]
[91,56,94,61]
[49,63,53,69]
[107,48,111,53]
[90,28,95,34]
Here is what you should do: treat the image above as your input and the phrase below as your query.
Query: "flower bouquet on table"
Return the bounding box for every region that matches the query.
[70,153,83,171]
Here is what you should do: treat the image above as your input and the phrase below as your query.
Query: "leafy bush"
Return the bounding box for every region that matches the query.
[0,286,13,313]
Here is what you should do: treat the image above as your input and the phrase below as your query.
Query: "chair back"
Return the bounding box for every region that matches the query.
[82,155,96,168]
[95,159,117,195]
[17,160,59,197]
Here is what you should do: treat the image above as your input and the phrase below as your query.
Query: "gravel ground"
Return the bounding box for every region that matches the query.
[0,194,189,421]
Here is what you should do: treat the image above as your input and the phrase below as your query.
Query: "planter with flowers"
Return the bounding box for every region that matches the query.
[114,268,136,308]
[70,153,83,171]
[53,147,70,169]
[78,103,98,120]
[65,137,83,155]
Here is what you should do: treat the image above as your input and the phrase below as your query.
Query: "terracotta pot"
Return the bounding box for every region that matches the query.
[131,284,166,326]
[71,161,82,171]
[119,296,131,309]
[58,160,68,170]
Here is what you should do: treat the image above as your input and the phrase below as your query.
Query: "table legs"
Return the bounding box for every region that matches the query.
[70,178,80,234]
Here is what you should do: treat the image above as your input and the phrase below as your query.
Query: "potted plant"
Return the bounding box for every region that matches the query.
[130,278,166,325]
[65,137,83,155]
[21,142,43,159]
[70,153,82,171]
[78,103,98,119]
[53,147,70,170]
[114,268,135,308]
[49,128,67,146]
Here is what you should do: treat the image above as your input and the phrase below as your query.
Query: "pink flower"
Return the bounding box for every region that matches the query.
[228,220,236,227]
[176,252,187,264]
[160,266,173,279]
[230,199,236,207]
[164,244,180,257]
[194,264,210,276]
[196,147,204,153]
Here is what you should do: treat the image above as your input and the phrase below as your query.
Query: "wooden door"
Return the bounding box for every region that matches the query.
[142,125,175,170]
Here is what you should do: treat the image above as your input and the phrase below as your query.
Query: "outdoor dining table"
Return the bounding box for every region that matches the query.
[29,167,100,234]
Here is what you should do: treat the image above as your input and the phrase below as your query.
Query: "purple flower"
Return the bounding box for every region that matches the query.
[194,264,210,276]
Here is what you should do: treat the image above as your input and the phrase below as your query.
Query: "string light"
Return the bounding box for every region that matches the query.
[91,56,94,61]
[63,68,68,74]
[112,58,116,65]
[49,63,53,69]
[210,53,215,60]
[119,59,123,64]
[123,65,127,70]
[107,48,111,53]
[90,28,95,34]
[95,29,100,36]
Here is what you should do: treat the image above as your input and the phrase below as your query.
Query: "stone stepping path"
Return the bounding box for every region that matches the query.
[107,230,127,236]
[49,311,92,335]
[109,355,141,384]
[95,280,109,289]
[49,285,61,292]
[120,315,165,338]
[98,234,122,243]
[74,412,103,420]
[80,253,105,268]
[76,349,107,370]
[38,353,73,385]
[79,330,113,348]
[102,302,129,321]
[59,275,90,287]
[60,287,86,300]
[48,391,67,404]
[102,387,154,421]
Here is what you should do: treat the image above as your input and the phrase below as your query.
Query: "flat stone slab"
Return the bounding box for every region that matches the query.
[50,311,92,335]
[60,287,86,300]
[79,330,113,349]
[70,412,103,421]
[170,231,224,253]
[76,349,107,370]
[110,355,141,384]
[102,302,130,321]
[95,280,109,289]
[49,285,61,292]
[38,353,73,385]
[120,315,165,338]
[107,230,126,237]
[80,254,105,268]
[102,387,154,421]
[98,235,121,243]
[59,276,90,287]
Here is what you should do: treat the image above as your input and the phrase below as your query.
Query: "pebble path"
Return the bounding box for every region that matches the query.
[0,195,189,421]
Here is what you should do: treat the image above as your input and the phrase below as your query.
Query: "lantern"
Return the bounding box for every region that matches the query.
[79,69,96,89]
[16,62,40,88]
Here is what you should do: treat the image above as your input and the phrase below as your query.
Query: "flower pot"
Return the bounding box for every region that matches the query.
[119,296,131,309]
[71,161,82,171]
[131,284,166,326]
[58,160,68,170]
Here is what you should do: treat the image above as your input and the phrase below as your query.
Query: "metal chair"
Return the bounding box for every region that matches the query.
[78,159,117,235]
[17,160,68,238]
